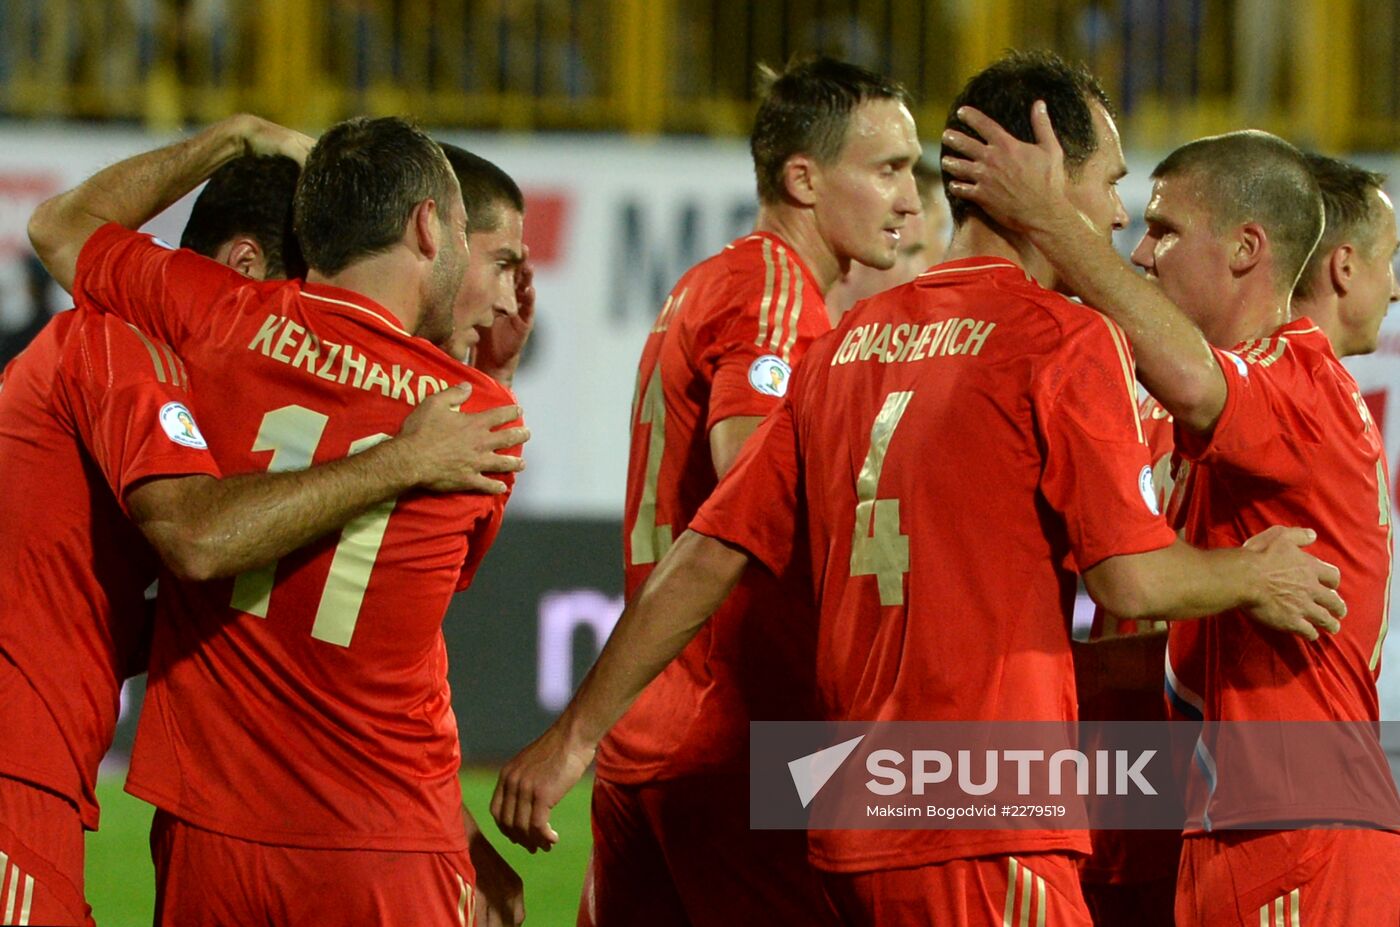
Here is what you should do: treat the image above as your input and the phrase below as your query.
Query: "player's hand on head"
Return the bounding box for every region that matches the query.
[939,100,1071,235]
[397,383,529,494]
[490,724,594,853]
[229,114,316,165]
[1242,525,1346,640]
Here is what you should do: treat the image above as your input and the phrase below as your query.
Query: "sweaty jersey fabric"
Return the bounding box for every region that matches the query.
[0,308,218,828]
[74,224,523,851]
[1163,319,1397,830]
[692,258,1176,872]
[597,232,831,783]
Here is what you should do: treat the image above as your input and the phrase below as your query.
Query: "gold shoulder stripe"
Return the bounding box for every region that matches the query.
[158,342,183,387]
[755,238,777,348]
[1099,316,1145,444]
[768,245,793,354]
[1257,337,1288,368]
[778,254,805,361]
[125,323,168,384]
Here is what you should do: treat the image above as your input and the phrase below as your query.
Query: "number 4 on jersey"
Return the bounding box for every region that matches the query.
[850,391,913,606]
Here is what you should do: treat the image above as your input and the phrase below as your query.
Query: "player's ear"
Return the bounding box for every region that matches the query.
[224,238,268,281]
[783,153,819,208]
[412,198,440,261]
[1231,222,1267,275]
[1328,243,1355,296]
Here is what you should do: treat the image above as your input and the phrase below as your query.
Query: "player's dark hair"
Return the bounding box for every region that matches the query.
[750,56,909,207]
[438,143,525,234]
[180,154,305,279]
[1295,153,1389,300]
[1153,131,1324,294]
[943,50,1111,229]
[293,116,459,276]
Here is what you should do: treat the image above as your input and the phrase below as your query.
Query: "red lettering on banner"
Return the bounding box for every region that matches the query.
[519,190,569,268]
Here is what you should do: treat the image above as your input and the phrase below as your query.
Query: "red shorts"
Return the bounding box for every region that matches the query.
[1175,829,1400,926]
[581,772,838,927]
[0,775,91,927]
[150,811,477,927]
[821,853,1092,927]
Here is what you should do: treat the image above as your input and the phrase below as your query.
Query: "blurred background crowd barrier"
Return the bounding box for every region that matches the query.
[1,0,1397,151]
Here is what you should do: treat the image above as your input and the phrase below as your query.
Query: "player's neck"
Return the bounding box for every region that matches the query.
[307,253,421,332]
[1215,283,1293,348]
[944,220,1052,286]
[1290,293,1343,352]
[754,205,842,295]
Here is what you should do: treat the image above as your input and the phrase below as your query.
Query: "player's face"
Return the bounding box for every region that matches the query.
[814,98,923,271]
[833,190,950,306]
[1063,101,1130,242]
[421,194,470,347]
[444,205,525,361]
[1340,189,1400,356]
[1130,173,1237,344]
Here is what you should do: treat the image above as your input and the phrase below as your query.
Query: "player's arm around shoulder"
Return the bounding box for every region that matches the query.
[1082,527,1345,638]
[126,382,530,581]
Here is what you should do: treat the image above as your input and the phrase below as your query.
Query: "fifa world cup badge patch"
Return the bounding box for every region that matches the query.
[1138,465,1160,515]
[748,354,792,397]
[159,402,209,449]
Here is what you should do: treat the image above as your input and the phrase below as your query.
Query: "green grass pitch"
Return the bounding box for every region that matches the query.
[85,769,593,926]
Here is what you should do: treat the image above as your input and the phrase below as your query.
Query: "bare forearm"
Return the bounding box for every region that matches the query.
[1031,215,1226,433]
[1085,540,1260,621]
[29,115,270,291]
[557,531,748,747]
[162,438,422,580]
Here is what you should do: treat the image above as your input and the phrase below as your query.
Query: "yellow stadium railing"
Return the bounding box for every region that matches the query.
[0,0,1390,151]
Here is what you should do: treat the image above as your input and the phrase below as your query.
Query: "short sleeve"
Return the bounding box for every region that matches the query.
[1038,316,1176,572]
[56,312,222,514]
[73,223,250,351]
[690,397,803,576]
[1173,344,1320,486]
[703,244,829,433]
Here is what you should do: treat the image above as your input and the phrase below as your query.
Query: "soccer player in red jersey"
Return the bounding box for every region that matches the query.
[27,114,529,927]
[577,58,919,926]
[943,103,1400,923]
[0,162,524,927]
[494,52,1346,926]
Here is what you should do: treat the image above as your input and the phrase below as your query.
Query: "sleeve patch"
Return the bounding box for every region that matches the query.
[1139,465,1160,515]
[748,354,792,397]
[1221,350,1250,378]
[158,402,209,449]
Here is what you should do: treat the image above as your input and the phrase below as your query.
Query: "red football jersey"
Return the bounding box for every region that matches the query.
[596,232,832,783]
[1163,319,1394,829]
[692,258,1177,872]
[0,308,219,828]
[73,224,523,851]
